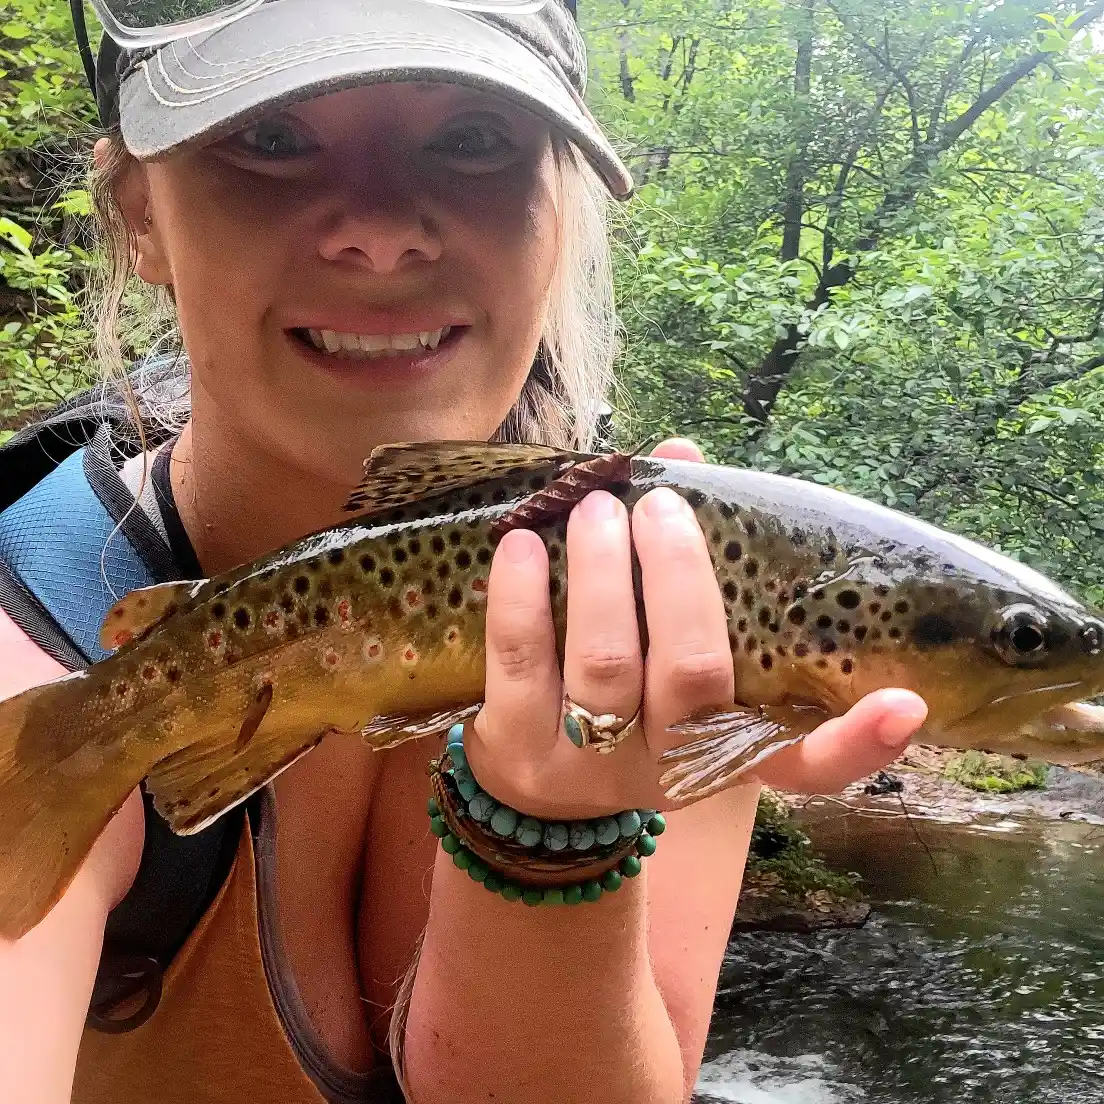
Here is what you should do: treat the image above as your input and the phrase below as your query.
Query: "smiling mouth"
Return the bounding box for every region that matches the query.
[290,325,458,359]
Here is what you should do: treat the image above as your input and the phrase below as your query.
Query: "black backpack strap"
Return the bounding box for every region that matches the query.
[0,388,245,1032]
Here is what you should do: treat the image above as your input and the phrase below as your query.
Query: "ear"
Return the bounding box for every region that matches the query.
[94,137,173,287]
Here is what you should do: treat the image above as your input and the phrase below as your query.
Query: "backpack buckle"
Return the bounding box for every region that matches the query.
[87,951,164,1033]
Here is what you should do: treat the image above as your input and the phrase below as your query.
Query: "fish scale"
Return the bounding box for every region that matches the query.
[1,440,1103,940]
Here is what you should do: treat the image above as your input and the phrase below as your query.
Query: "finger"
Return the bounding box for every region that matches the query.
[470,530,561,784]
[563,490,643,731]
[754,688,928,794]
[650,438,704,463]
[632,487,733,753]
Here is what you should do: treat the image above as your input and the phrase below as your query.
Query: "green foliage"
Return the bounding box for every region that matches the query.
[586,0,1104,606]
[749,789,862,900]
[0,0,99,431]
[944,750,1050,793]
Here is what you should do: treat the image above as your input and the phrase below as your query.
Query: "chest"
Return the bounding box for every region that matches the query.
[271,731,443,1068]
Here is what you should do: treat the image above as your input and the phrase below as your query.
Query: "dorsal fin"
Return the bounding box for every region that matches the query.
[98,580,202,652]
[342,441,590,517]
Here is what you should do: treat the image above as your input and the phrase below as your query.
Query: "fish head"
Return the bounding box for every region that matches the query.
[840,567,1104,764]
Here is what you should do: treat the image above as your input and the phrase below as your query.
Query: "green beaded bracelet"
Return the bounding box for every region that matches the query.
[427,723,666,906]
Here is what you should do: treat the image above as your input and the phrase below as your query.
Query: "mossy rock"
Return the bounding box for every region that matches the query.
[943,751,1049,794]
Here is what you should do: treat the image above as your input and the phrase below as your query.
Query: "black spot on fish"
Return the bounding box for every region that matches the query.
[758,608,771,627]
[869,602,881,614]
[718,502,735,519]
[550,578,562,598]
[837,620,850,633]
[811,588,825,602]
[477,547,491,565]
[889,627,902,639]
[380,568,395,587]
[788,606,806,625]
[841,658,854,674]
[408,539,421,556]
[737,618,749,633]
[745,519,758,538]
[211,602,227,620]
[769,620,780,633]
[820,638,838,654]
[437,562,450,579]
[760,653,773,671]
[724,541,742,562]
[816,658,828,669]
[448,531,462,547]
[793,583,809,600]
[294,576,310,595]
[911,613,958,648]
[426,603,438,620]
[894,600,909,614]
[687,490,707,509]
[724,582,739,603]
[529,475,547,491]
[745,637,757,652]
[456,550,472,569]
[393,548,408,564]
[167,667,181,683]
[360,553,376,573]
[314,605,330,627]
[233,608,251,630]
[794,641,810,658]
[880,610,892,622]
[742,589,756,609]
[327,549,345,566]
[431,536,445,555]
[837,590,861,610]
[745,560,759,577]
[853,625,868,642]
[279,595,295,613]
[817,614,833,630]
[871,628,882,641]
[467,493,483,508]
[448,587,463,608]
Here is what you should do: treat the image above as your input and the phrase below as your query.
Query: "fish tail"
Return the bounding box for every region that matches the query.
[0,673,141,941]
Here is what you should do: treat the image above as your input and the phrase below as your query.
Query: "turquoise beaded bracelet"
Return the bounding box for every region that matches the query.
[429,723,665,906]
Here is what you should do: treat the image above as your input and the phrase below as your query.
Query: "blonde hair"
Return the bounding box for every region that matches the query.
[86,130,619,451]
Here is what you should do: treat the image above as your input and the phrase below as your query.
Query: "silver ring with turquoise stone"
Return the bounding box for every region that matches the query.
[561,692,642,754]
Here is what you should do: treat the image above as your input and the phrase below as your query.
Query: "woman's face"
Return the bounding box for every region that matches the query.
[125,82,561,487]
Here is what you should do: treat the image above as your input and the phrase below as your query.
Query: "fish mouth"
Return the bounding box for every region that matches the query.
[942,678,1091,741]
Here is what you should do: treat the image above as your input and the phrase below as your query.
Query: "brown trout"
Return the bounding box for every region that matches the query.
[1,441,1103,939]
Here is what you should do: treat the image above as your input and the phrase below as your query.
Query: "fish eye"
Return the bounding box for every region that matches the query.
[994,604,1049,664]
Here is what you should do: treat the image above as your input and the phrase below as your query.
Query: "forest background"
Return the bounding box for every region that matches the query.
[1,0,1103,605]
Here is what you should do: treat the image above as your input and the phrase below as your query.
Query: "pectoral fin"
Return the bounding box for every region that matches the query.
[658,703,828,803]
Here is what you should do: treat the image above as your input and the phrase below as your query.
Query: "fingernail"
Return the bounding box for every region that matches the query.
[876,691,928,746]
[580,490,618,521]
[643,488,691,520]
[501,531,534,563]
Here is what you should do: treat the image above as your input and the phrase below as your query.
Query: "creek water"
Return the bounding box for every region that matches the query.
[693,773,1104,1104]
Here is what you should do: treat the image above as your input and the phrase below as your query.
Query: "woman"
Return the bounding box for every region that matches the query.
[0,1,928,1101]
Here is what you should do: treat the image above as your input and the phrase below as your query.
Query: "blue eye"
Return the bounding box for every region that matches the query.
[430,122,516,164]
[234,118,313,158]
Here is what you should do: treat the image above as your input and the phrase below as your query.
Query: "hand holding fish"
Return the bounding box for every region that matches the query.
[465,438,930,820]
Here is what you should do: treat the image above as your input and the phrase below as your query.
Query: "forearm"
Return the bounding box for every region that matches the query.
[403,853,685,1104]
[0,880,107,1104]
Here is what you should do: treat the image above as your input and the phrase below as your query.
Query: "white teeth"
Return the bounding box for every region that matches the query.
[306,326,451,358]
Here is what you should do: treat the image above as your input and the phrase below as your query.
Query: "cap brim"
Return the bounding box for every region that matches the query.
[118,0,634,199]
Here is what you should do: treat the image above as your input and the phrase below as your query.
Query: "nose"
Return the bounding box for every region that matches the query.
[316,168,443,273]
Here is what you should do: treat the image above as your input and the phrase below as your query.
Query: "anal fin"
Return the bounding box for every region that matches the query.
[658,703,827,803]
[146,720,329,836]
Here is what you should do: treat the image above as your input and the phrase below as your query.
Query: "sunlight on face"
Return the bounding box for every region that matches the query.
[134,82,561,486]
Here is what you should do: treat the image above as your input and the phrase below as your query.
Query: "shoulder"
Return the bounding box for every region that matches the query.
[0,604,66,698]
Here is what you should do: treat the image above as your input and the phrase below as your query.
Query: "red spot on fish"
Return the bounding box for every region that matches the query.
[142,665,158,682]
[445,626,461,646]
[364,638,383,662]
[402,646,418,665]
[405,589,421,609]
[470,578,488,594]
[115,682,129,697]
[337,599,352,625]
[113,629,133,648]
[207,630,223,651]
[264,610,281,630]
[324,648,341,667]
[112,608,124,618]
